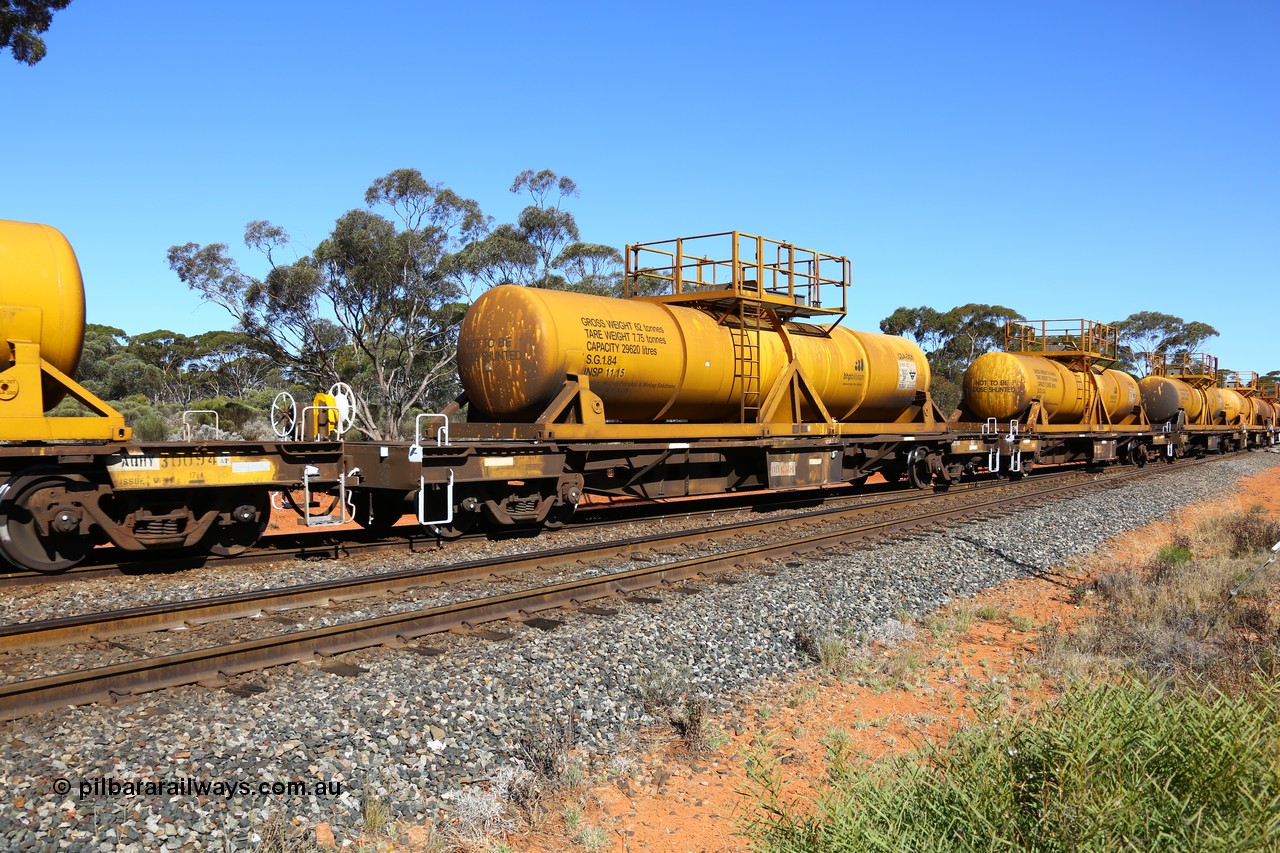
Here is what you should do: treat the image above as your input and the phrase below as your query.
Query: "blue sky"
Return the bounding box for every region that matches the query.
[4,1,1277,373]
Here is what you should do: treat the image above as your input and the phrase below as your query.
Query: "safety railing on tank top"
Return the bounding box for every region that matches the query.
[1003,319,1119,362]
[623,231,850,322]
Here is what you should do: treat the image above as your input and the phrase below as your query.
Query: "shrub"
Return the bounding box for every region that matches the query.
[793,622,822,662]
[672,695,713,753]
[517,707,575,788]
[794,622,854,673]
[1221,506,1280,557]
[131,409,169,441]
[635,665,688,714]
[743,675,1280,852]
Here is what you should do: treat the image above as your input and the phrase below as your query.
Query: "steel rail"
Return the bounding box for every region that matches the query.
[0,462,1204,721]
[0,474,1062,651]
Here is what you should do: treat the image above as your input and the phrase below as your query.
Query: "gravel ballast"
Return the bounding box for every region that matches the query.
[0,453,1275,851]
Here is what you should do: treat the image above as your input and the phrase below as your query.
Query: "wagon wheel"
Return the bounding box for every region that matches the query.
[1132,443,1147,468]
[352,490,408,535]
[207,489,272,557]
[0,474,92,573]
[429,509,480,540]
[542,502,577,531]
[543,482,582,531]
[905,447,934,490]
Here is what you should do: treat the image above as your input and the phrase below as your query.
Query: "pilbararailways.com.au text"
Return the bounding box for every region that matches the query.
[51,775,343,801]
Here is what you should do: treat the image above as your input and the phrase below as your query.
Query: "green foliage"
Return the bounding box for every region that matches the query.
[744,675,1280,852]
[73,323,284,407]
[167,166,621,438]
[880,303,1024,414]
[169,168,488,439]
[1109,311,1219,375]
[1046,512,1280,696]
[77,323,161,401]
[0,0,70,65]
[746,500,1280,853]
[184,396,263,434]
[130,410,169,442]
[112,395,170,440]
[1153,543,1194,569]
[460,169,623,295]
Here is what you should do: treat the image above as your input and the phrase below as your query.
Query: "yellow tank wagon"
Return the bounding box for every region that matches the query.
[953,319,1167,470]
[0,219,129,441]
[962,351,1141,425]
[0,220,346,573]
[1137,356,1268,455]
[347,232,952,537]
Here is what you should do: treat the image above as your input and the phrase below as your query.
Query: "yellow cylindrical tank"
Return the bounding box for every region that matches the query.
[1219,388,1246,426]
[457,285,930,423]
[961,351,1140,424]
[1250,397,1277,427]
[1139,375,1204,424]
[0,219,86,408]
[1201,386,1227,425]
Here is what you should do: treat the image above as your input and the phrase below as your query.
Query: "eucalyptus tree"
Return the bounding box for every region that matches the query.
[460,169,623,295]
[1109,311,1219,375]
[0,0,70,65]
[880,303,1024,414]
[76,324,161,402]
[186,330,280,399]
[168,169,488,440]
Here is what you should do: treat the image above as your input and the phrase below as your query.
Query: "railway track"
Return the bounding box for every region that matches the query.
[0,459,1209,720]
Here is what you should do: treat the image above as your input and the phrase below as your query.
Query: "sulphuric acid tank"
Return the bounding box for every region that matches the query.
[1137,375,1247,425]
[1218,387,1246,426]
[0,219,86,409]
[961,351,1140,424]
[1200,386,1228,424]
[1248,396,1277,427]
[1138,375,1203,424]
[457,285,930,423]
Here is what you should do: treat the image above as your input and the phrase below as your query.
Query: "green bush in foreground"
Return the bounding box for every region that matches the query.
[744,675,1280,852]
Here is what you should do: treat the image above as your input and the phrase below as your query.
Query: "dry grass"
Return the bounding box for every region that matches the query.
[1041,507,1280,693]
